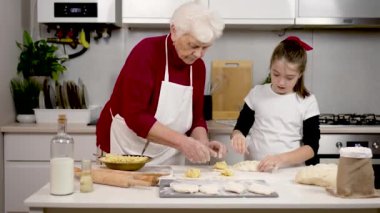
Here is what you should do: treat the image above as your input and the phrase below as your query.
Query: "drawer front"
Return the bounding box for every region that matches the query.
[5,133,96,161]
[5,162,49,212]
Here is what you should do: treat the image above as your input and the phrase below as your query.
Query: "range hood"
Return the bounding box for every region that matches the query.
[37,0,122,27]
[296,0,380,28]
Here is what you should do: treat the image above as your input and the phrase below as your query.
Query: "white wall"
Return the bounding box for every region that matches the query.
[312,30,380,114]
[49,27,380,115]
[0,0,28,211]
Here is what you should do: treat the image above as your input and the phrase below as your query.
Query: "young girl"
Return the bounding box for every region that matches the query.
[231,36,320,172]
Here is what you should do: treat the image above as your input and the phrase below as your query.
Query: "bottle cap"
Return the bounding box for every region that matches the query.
[58,114,66,123]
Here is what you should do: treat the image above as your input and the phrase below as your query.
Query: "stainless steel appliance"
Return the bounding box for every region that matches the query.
[296,0,380,27]
[319,113,380,189]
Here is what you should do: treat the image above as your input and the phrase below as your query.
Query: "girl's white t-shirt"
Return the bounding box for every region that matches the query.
[244,84,320,160]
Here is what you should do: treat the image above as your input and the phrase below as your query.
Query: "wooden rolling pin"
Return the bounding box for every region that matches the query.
[74,167,163,188]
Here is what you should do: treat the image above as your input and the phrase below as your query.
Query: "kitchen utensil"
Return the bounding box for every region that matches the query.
[38,91,45,109]
[74,167,160,187]
[141,140,150,156]
[62,81,70,109]
[42,78,51,109]
[99,155,152,171]
[66,81,81,109]
[55,81,62,108]
[48,80,56,109]
[211,60,252,120]
[78,78,88,109]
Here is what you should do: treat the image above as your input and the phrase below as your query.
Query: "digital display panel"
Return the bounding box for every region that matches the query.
[346,141,369,148]
[54,3,97,17]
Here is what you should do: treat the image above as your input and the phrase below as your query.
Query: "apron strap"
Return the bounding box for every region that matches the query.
[164,35,169,82]
[109,108,115,118]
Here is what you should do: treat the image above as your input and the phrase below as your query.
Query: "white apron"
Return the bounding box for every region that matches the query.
[110,34,193,165]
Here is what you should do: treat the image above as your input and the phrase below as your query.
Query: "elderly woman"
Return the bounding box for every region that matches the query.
[96,2,226,165]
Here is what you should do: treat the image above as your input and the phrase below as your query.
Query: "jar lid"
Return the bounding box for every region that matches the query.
[340,147,373,158]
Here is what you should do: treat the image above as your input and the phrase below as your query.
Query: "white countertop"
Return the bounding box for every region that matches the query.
[208,121,380,134]
[2,121,380,134]
[24,166,380,211]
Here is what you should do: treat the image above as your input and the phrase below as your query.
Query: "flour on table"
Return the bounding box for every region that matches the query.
[170,182,199,193]
[248,182,275,195]
[233,160,260,172]
[224,181,246,194]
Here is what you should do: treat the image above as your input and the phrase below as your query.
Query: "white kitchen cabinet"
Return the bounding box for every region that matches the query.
[4,133,96,213]
[296,0,380,25]
[122,0,208,26]
[209,0,295,27]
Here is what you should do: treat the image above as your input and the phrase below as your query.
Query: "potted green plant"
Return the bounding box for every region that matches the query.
[10,77,41,122]
[16,30,67,81]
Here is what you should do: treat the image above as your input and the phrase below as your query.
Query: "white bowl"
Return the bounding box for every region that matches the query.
[16,114,36,123]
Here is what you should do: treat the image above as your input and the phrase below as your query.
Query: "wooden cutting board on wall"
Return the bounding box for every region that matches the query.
[211,60,253,120]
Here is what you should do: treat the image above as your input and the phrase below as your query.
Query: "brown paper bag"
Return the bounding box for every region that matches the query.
[336,157,378,198]
[327,147,379,198]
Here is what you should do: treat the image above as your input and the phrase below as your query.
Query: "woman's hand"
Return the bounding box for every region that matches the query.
[257,155,284,172]
[208,140,227,159]
[230,130,249,155]
[179,137,211,163]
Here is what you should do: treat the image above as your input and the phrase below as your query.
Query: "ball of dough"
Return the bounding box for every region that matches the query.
[233,160,260,172]
[295,163,338,188]
[185,168,201,178]
[220,168,234,176]
[214,161,228,170]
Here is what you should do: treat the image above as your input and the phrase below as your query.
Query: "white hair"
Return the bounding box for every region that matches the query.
[170,1,225,43]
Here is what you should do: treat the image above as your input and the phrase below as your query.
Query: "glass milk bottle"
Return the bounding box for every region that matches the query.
[50,114,74,195]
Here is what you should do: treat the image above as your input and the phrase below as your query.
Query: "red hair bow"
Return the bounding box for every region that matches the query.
[285,36,313,51]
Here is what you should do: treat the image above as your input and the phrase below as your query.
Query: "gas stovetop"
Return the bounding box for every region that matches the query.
[319,113,380,126]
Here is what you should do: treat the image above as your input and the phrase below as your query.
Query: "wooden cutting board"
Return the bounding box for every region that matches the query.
[211,60,253,120]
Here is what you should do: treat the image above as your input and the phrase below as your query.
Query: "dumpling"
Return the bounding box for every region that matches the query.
[199,184,220,195]
[224,181,245,194]
[170,182,199,193]
[248,182,275,195]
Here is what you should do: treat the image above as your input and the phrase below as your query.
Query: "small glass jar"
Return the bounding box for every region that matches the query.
[80,159,93,193]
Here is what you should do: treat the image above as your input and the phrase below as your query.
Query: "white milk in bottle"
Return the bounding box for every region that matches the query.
[50,115,75,195]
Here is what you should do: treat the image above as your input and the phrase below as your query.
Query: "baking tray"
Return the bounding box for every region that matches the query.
[159,179,278,198]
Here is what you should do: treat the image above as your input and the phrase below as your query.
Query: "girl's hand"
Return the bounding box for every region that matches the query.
[257,155,283,172]
[230,130,249,155]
